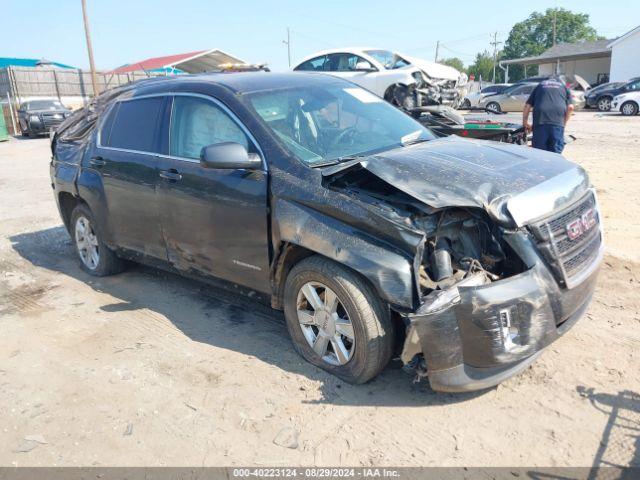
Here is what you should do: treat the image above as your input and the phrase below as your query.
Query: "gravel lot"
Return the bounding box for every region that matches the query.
[0,111,638,467]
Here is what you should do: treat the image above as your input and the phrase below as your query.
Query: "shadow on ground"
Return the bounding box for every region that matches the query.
[577,387,640,472]
[9,225,488,407]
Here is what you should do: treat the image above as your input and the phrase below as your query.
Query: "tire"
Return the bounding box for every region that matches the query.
[70,204,126,276]
[486,101,501,113]
[621,101,639,116]
[283,256,394,384]
[461,98,471,109]
[597,96,612,112]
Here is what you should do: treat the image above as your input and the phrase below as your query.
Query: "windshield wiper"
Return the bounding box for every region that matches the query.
[310,155,364,168]
[402,138,430,146]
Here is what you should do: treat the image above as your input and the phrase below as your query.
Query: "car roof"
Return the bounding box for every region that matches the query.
[131,71,349,96]
[293,48,393,67]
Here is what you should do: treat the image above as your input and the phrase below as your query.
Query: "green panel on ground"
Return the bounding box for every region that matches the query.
[0,110,9,141]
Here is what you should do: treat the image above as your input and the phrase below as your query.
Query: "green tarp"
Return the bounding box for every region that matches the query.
[0,109,9,141]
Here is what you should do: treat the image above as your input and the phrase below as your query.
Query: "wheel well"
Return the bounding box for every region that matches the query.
[271,243,316,310]
[383,83,408,101]
[58,192,81,232]
[271,242,407,352]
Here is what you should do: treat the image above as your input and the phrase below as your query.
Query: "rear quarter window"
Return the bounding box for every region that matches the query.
[106,97,164,153]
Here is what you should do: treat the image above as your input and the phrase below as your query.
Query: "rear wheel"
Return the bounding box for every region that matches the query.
[283,256,394,384]
[621,101,638,116]
[71,204,126,276]
[461,98,471,109]
[486,101,501,113]
[597,96,612,112]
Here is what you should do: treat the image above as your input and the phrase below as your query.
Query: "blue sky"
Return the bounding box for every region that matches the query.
[3,0,638,71]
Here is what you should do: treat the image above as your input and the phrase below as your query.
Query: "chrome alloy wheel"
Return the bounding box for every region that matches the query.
[622,102,636,115]
[75,216,100,270]
[598,97,611,111]
[296,282,355,366]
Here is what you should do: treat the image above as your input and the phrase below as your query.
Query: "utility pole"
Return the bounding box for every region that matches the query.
[283,27,291,68]
[80,0,100,97]
[490,32,502,83]
[552,9,557,46]
[434,40,440,62]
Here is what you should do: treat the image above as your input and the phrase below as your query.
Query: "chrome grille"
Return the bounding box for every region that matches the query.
[41,113,65,129]
[529,190,602,288]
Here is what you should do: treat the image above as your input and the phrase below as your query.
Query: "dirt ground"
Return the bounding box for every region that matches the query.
[0,111,638,468]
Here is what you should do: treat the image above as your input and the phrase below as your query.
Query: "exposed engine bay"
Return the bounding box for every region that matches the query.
[325,166,527,300]
[416,209,507,293]
[389,73,461,110]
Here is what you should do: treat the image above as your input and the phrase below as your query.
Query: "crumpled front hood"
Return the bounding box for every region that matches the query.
[325,136,590,226]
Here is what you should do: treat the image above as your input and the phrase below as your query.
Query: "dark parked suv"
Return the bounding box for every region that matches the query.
[50,73,603,392]
[18,99,71,136]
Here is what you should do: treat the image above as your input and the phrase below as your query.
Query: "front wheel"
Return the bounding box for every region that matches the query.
[621,101,639,116]
[486,101,501,113]
[597,96,612,112]
[283,256,394,384]
[71,204,126,276]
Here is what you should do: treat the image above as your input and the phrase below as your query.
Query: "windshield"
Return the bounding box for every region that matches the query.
[363,50,410,70]
[247,84,435,166]
[25,100,65,110]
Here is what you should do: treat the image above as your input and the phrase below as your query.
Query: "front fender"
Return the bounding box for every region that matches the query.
[274,198,417,309]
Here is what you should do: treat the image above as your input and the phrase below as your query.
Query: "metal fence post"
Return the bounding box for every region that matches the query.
[6,91,18,135]
[53,69,62,102]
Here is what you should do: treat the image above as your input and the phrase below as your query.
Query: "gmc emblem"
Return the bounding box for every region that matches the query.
[566,208,597,240]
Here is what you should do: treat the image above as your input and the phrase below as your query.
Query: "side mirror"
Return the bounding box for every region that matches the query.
[200,142,261,170]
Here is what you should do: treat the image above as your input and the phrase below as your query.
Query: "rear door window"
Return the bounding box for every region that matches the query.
[99,103,119,146]
[106,97,164,153]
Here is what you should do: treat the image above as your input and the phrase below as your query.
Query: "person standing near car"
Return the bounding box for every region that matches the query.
[523,76,574,153]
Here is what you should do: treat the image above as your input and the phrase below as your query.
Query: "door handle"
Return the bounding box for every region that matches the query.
[159,169,182,181]
[89,156,106,168]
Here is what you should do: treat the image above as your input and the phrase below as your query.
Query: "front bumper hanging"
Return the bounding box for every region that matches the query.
[401,231,602,392]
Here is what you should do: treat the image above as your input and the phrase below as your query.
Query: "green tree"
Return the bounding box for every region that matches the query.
[502,8,600,81]
[439,57,465,73]
[467,50,504,83]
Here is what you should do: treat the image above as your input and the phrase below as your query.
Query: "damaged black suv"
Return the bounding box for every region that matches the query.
[50,73,603,392]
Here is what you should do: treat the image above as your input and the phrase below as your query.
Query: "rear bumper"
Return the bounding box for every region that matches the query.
[401,231,602,392]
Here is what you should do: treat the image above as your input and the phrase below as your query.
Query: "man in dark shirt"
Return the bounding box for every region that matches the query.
[523,76,574,153]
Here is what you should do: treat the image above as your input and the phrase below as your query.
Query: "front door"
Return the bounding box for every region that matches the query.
[325,53,380,96]
[156,94,270,293]
[94,96,167,259]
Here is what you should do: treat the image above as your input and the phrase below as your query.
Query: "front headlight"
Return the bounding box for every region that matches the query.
[29,115,40,122]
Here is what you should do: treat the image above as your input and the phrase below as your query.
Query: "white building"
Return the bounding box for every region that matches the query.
[501,39,612,85]
[608,25,640,82]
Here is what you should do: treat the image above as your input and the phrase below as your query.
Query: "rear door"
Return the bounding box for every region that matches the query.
[156,94,270,293]
[503,85,534,112]
[94,96,167,259]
